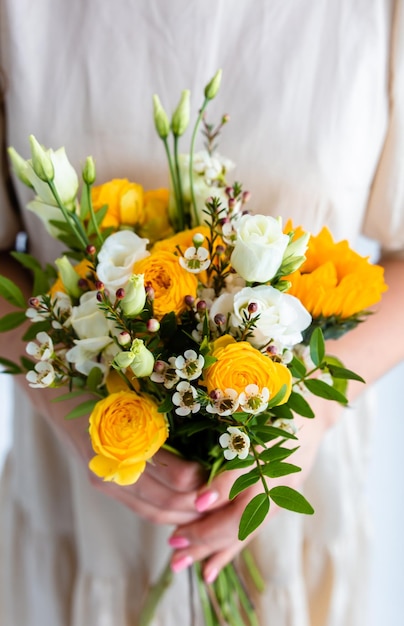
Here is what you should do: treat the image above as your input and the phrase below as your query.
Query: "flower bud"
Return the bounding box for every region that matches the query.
[147,318,160,333]
[129,339,155,378]
[145,284,155,301]
[121,274,146,317]
[8,147,33,188]
[184,295,195,308]
[196,300,207,312]
[248,302,258,314]
[118,331,131,346]
[86,244,96,256]
[204,69,222,100]
[55,256,81,298]
[214,313,226,326]
[115,288,125,300]
[113,350,135,369]
[192,233,205,248]
[154,360,166,374]
[82,156,96,185]
[29,135,54,182]
[153,94,170,139]
[171,90,190,137]
[28,297,40,308]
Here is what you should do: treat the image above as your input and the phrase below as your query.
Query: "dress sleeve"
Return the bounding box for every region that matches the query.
[363,0,404,258]
[0,74,21,251]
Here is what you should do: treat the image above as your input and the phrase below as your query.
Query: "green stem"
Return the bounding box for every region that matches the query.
[163,137,183,231]
[241,549,265,594]
[138,558,174,626]
[194,562,218,626]
[48,180,89,249]
[224,563,260,626]
[85,181,104,249]
[173,135,186,229]
[251,444,271,499]
[189,98,209,227]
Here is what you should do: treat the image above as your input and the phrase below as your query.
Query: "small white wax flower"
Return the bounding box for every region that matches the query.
[221,221,238,245]
[150,357,180,389]
[272,418,298,435]
[26,361,56,388]
[238,384,270,414]
[206,388,239,416]
[26,331,54,361]
[172,381,200,416]
[175,350,205,381]
[219,426,251,460]
[179,246,211,273]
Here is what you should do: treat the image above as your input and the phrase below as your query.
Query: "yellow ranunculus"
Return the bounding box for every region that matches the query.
[152,225,211,254]
[137,188,174,243]
[49,259,93,297]
[285,227,388,319]
[133,250,198,319]
[204,335,292,406]
[91,178,145,229]
[88,391,168,486]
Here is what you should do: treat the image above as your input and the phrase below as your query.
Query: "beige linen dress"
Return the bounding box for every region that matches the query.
[1,1,404,624]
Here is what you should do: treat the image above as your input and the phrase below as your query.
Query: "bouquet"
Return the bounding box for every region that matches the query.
[1,70,387,625]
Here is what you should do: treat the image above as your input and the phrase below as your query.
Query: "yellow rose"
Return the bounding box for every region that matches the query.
[152,225,211,254]
[91,178,145,229]
[133,250,198,319]
[204,336,292,406]
[49,259,93,297]
[88,391,168,486]
[137,189,174,243]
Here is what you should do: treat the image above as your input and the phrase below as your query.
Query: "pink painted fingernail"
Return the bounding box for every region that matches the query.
[204,567,219,584]
[195,490,219,512]
[168,536,190,549]
[171,555,193,573]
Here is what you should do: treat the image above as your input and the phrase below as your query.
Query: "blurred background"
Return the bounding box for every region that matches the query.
[1,362,403,624]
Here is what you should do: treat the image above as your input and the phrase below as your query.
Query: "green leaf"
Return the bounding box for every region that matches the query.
[32,268,52,296]
[266,384,287,409]
[64,399,98,420]
[229,468,260,500]
[253,425,297,442]
[309,327,325,366]
[238,493,270,540]
[269,485,314,515]
[0,356,23,374]
[157,395,174,413]
[202,355,217,369]
[259,446,299,463]
[325,362,365,383]
[0,311,27,332]
[10,251,42,272]
[289,356,307,379]
[287,390,315,418]
[270,404,294,420]
[86,366,103,391]
[22,321,51,341]
[51,390,88,403]
[0,275,27,309]
[20,356,35,371]
[304,378,348,404]
[261,462,301,478]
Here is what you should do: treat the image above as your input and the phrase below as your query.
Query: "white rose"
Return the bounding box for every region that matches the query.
[96,230,149,292]
[231,214,289,283]
[210,285,311,349]
[71,291,110,339]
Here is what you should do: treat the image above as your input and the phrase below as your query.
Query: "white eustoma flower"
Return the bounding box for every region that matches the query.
[231,214,289,283]
[26,331,54,361]
[179,246,211,273]
[172,381,200,416]
[26,362,55,388]
[238,384,270,414]
[175,350,205,381]
[70,291,111,339]
[96,231,149,293]
[219,427,251,460]
[121,274,146,317]
[206,388,239,416]
[210,285,311,350]
[66,336,115,376]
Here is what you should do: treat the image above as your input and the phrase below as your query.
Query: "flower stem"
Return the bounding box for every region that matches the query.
[138,558,174,626]
[189,98,209,226]
[163,137,183,231]
[85,181,104,249]
[48,180,89,249]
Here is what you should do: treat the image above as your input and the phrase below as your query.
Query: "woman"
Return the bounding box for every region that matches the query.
[1,1,403,624]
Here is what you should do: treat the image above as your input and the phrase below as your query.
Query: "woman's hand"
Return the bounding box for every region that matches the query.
[168,397,343,583]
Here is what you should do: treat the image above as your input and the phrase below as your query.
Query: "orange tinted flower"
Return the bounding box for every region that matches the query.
[286,227,387,318]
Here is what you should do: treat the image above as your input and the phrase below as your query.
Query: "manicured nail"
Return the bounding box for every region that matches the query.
[204,567,219,584]
[195,490,219,512]
[171,555,193,573]
[168,536,190,549]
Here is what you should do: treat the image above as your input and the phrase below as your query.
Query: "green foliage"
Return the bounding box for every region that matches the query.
[64,399,98,420]
[0,311,27,332]
[287,390,315,418]
[0,275,27,309]
[238,494,270,540]
[269,486,314,515]
[309,327,325,366]
[0,356,23,374]
[261,461,301,479]
[229,467,260,500]
[304,378,348,404]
